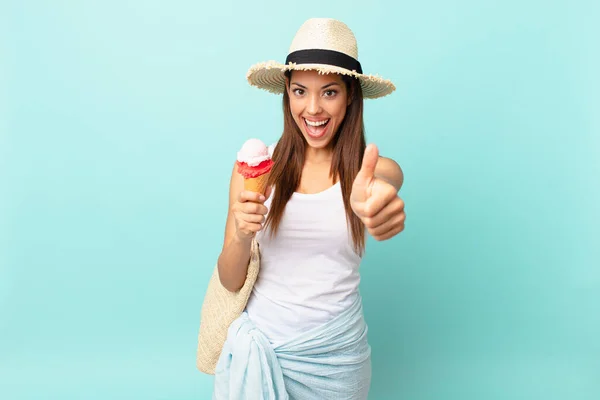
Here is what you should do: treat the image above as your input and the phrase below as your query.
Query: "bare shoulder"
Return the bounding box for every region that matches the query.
[375,156,404,191]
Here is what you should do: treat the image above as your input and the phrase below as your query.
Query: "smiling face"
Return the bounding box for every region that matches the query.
[286,70,351,150]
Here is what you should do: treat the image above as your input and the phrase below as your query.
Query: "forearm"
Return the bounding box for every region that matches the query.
[375,157,404,192]
[217,234,253,292]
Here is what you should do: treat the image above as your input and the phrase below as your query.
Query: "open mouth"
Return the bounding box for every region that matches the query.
[303,118,331,139]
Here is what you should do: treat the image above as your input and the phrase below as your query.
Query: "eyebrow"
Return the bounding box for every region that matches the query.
[291,82,341,89]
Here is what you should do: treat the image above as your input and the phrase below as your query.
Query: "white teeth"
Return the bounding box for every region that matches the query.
[304,118,329,127]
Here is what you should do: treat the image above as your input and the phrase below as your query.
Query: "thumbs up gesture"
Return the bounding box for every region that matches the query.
[350,144,406,241]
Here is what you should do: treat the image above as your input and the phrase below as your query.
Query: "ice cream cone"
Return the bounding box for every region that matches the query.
[244,172,270,195]
[237,138,275,195]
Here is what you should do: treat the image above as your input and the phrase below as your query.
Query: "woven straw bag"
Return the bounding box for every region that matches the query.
[196,238,261,374]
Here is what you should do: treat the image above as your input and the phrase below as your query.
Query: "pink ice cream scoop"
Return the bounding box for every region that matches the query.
[237,138,271,167]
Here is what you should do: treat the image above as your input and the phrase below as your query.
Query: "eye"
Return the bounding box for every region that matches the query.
[292,88,305,96]
[324,90,338,97]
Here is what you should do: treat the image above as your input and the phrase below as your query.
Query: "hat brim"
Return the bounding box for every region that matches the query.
[246,61,396,99]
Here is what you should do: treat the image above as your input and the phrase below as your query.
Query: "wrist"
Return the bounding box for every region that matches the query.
[234,231,254,246]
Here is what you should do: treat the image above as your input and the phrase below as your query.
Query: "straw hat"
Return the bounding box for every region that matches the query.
[246,18,396,99]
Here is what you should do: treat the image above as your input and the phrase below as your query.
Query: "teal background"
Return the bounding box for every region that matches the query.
[2,0,599,399]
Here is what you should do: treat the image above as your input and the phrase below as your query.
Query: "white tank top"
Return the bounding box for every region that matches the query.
[245,181,363,347]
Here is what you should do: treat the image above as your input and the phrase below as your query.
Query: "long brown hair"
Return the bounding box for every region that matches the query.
[265,70,367,256]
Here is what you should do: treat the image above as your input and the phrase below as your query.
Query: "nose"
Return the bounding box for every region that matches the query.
[306,93,322,115]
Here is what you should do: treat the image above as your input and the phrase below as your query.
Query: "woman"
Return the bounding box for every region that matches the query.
[213,18,406,399]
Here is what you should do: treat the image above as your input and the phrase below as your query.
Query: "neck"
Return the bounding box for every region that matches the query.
[304,146,333,164]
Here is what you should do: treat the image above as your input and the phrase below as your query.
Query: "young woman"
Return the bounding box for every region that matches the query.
[213,18,406,399]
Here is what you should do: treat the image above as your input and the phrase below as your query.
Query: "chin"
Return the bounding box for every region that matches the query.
[301,131,334,148]
[307,137,332,148]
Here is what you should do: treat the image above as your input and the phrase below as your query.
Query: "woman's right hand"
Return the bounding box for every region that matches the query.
[231,186,272,241]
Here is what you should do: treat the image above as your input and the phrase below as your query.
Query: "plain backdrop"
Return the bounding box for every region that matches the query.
[1,0,599,399]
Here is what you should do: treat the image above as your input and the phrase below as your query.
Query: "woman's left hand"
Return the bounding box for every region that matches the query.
[350,144,406,241]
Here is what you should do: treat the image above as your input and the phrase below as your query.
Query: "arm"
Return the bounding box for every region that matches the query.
[217,162,267,292]
[374,156,404,192]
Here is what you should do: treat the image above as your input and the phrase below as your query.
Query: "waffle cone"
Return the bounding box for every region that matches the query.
[244,172,270,195]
